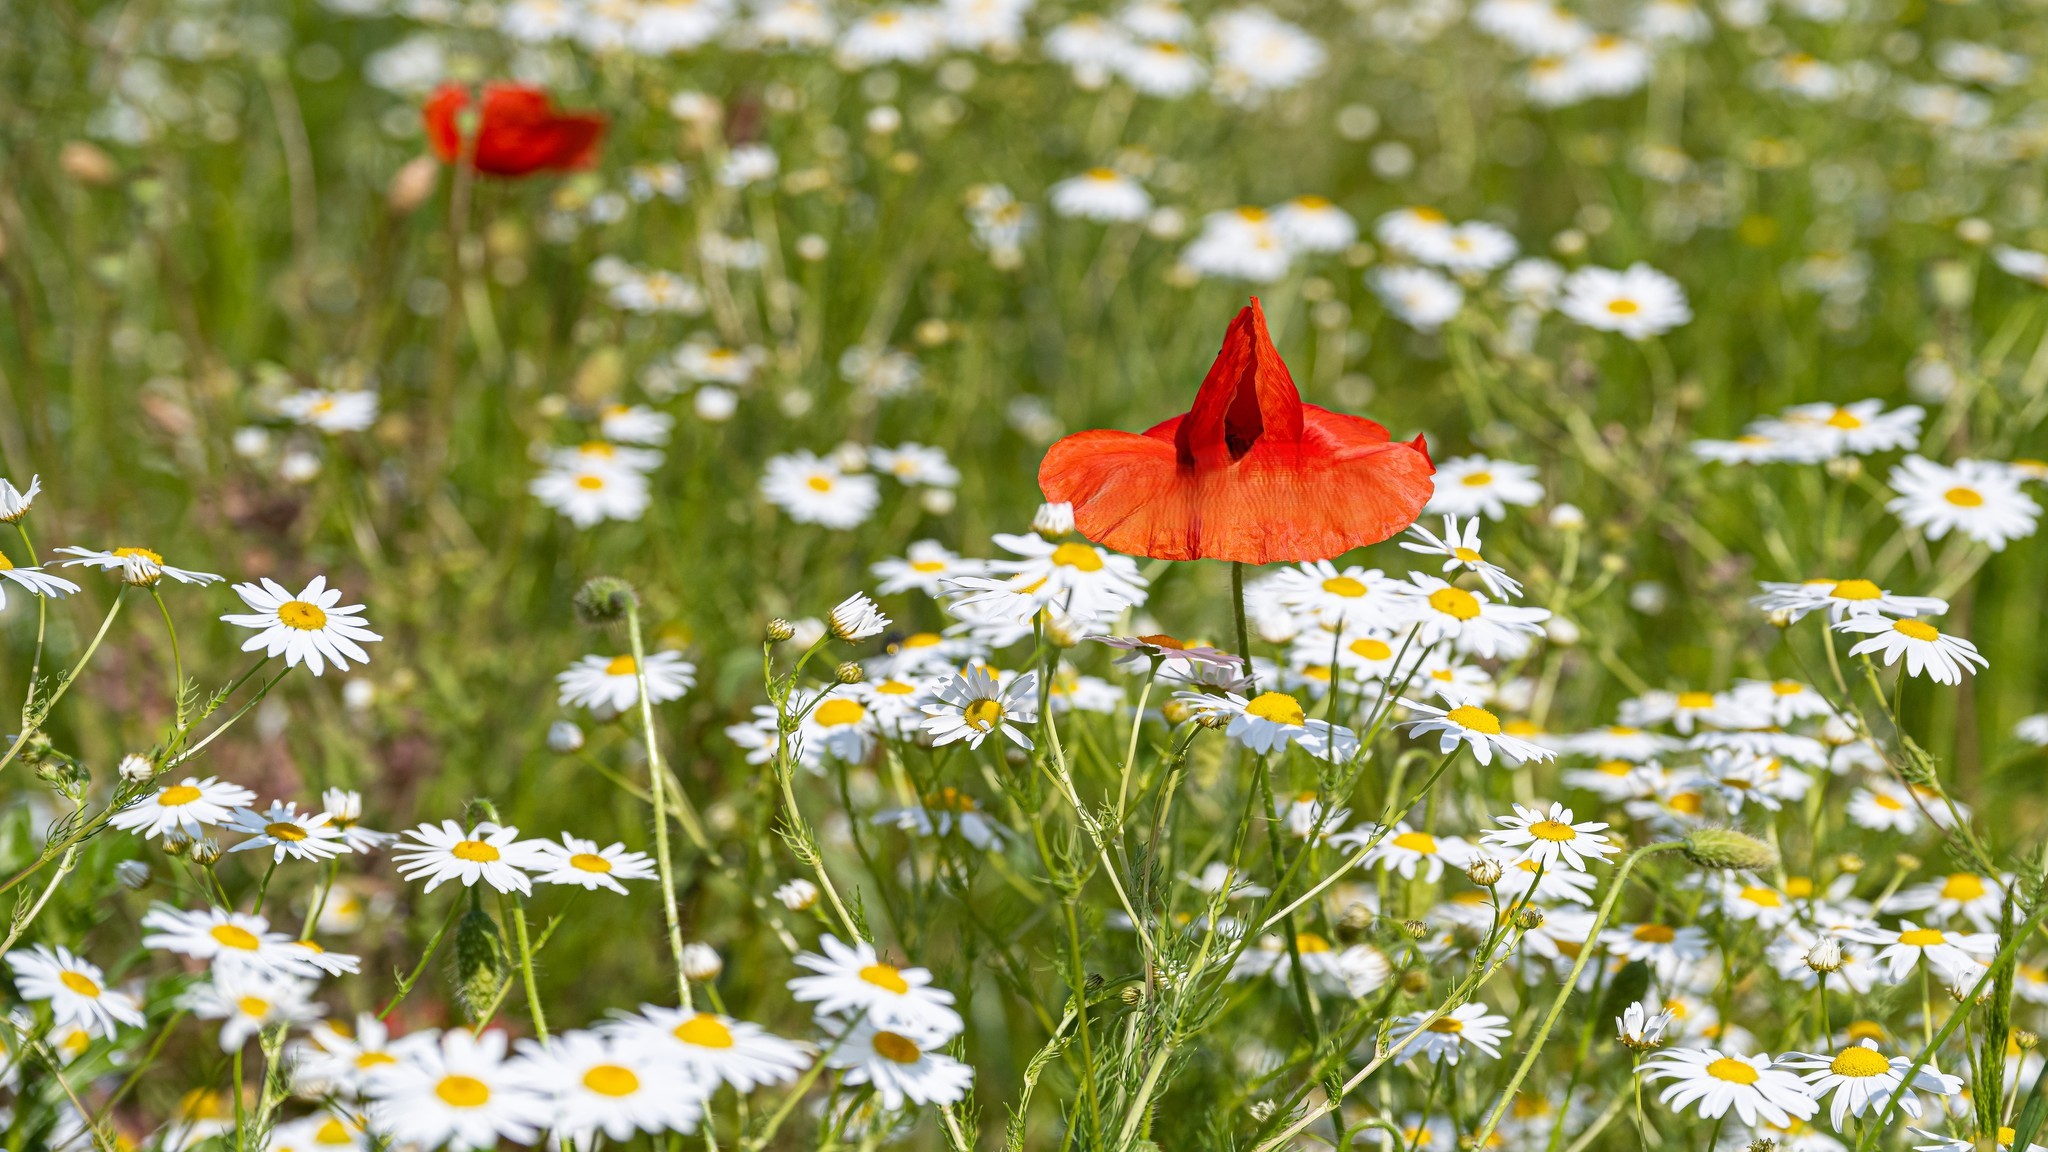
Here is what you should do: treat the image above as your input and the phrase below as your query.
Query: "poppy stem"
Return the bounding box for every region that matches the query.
[1231,561,1256,692]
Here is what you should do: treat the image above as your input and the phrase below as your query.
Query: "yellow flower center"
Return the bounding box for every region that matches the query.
[237,996,272,1018]
[1668,792,1703,815]
[1829,578,1880,600]
[1321,576,1367,598]
[1633,924,1676,943]
[876,680,917,695]
[1785,877,1814,898]
[0,555,12,571]
[1893,619,1939,642]
[1899,928,1946,946]
[911,559,947,572]
[576,474,607,491]
[1941,874,1987,901]
[1051,542,1105,571]
[278,600,328,631]
[1845,1020,1886,1044]
[675,1013,735,1048]
[113,546,164,563]
[355,1052,397,1069]
[159,785,204,807]
[1739,887,1783,908]
[1233,204,1266,220]
[1706,1057,1759,1084]
[1427,587,1481,621]
[1451,546,1483,562]
[1830,1046,1891,1078]
[569,853,613,873]
[1445,704,1501,734]
[1295,195,1332,209]
[1460,471,1495,487]
[814,698,867,727]
[1350,638,1392,660]
[1426,1017,1465,1033]
[1825,408,1864,430]
[435,1074,491,1107]
[1392,831,1440,854]
[806,475,834,492]
[1944,486,1985,507]
[1412,206,1447,223]
[1087,167,1118,180]
[605,655,637,676]
[1606,298,1641,315]
[1873,791,1905,810]
[1677,691,1715,709]
[1528,820,1578,842]
[582,1064,640,1097]
[1295,933,1332,953]
[872,1031,923,1063]
[1245,692,1306,726]
[1771,680,1804,696]
[860,963,910,994]
[315,1117,356,1143]
[962,697,1005,731]
[452,840,501,863]
[210,925,261,951]
[59,970,101,998]
[265,821,308,842]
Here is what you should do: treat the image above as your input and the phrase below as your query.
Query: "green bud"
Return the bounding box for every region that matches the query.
[1682,827,1779,872]
[452,901,508,1025]
[574,576,639,625]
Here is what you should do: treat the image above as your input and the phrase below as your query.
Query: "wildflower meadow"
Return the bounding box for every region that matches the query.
[4,0,2048,1148]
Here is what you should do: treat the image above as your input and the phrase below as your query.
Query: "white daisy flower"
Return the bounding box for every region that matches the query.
[787,934,964,1036]
[1392,1003,1511,1065]
[1426,455,1544,520]
[673,342,758,386]
[874,788,1009,850]
[110,776,258,840]
[1600,922,1715,982]
[1885,872,2005,931]
[4,946,144,1038]
[835,7,945,67]
[1481,802,1618,871]
[1264,561,1412,629]
[872,540,983,597]
[977,531,1149,620]
[1767,400,1925,459]
[140,905,323,978]
[1330,822,1476,882]
[821,1016,975,1109]
[363,1028,551,1150]
[1174,689,1359,760]
[1432,220,1520,273]
[1179,207,1292,282]
[1640,1048,1819,1126]
[760,451,881,529]
[219,576,380,675]
[1229,933,1384,996]
[1558,263,1692,338]
[182,968,320,1051]
[1616,1001,1676,1049]
[0,551,79,611]
[1398,574,1551,660]
[1560,725,1677,762]
[1398,699,1554,766]
[278,389,378,433]
[1268,195,1356,253]
[596,403,673,446]
[606,1006,811,1093]
[868,443,959,489]
[1846,781,1956,834]
[55,545,223,587]
[1777,1040,1964,1131]
[392,821,549,895]
[828,592,891,642]
[1375,206,1457,260]
[529,834,655,894]
[556,651,697,713]
[920,667,1038,751]
[1401,516,1523,599]
[1115,39,1208,97]
[321,788,395,852]
[0,474,40,523]
[1730,678,1835,726]
[1851,921,1995,983]
[1886,456,2041,551]
[1370,265,1465,332]
[530,462,651,528]
[511,1029,705,1142]
[225,801,351,863]
[1833,616,1987,685]
[1751,577,1947,622]
[290,1012,416,1098]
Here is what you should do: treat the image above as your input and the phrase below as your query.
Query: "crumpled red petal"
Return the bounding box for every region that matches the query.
[424,84,607,178]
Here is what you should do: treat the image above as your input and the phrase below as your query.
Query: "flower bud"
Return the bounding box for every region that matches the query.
[1805,938,1844,974]
[161,831,194,858]
[775,878,819,911]
[190,838,223,867]
[547,721,585,753]
[766,618,796,643]
[1466,859,1504,887]
[1549,503,1587,532]
[1746,1140,1777,1152]
[1402,919,1429,940]
[1339,902,1375,932]
[118,753,155,784]
[681,942,724,982]
[2017,1030,2039,1052]
[827,592,890,642]
[1681,827,1779,872]
[833,662,864,685]
[1834,852,1865,875]
[575,577,639,625]
[114,860,151,890]
[1514,906,1547,931]
[1032,502,1076,536]
[1894,853,1922,873]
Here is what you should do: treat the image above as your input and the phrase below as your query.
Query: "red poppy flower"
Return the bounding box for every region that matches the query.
[422,84,607,177]
[1039,299,1434,564]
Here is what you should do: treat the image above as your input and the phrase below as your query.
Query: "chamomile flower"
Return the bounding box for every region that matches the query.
[182,969,320,1051]
[608,1006,812,1092]
[1769,401,1925,459]
[140,906,323,978]
[1833,616,1987,685]
[1180,206,1292,282]
[1846,781,1951,834]
[556,651,697,713]
[530,463,651,527]
[1268,196,1356,253]
[1049,168,1153,222]
[0,553,79,610]
[5,946,144,1038]
[1370,265,1465,332]
[1561,725,1676,762]
[1777,1040,1963,1130]
[787,934,964,1036]
[1886,456,2041,551]
[1401,516,1523,599]
[874,788,1009,849]
[872,540,982,597]
[225,801,351,863]
[1731,678,1835,726]
[869,443,959,488]
[529,834,655,894]
[760,451,880,529]
[1559,263,1691,338]
[1852,921,1994,983]
[321,789,394,852]
[363,1028,551,1150]
[982,532,1149,620]
[920,666,1038,751]
[1116,39,1208,97]
[110,776,258,840]
[392,821,548,895]
[821,1016,976,1109]
[1398,698,1555,766]
[1640,1048,1819,1126]
[1886,873,2005,931]
[1265,561,1411,628]
[598,403,673,446]
[0,475,39,523]
[1398,575,1551,659]
[56,545,223,587]
[1426,455,1544,520]
[1375,207,1456,260]
[1432,220,1520,273]
[512,1030,705,1141]
[1393,1003,1511,1065]
[1230,934,1385,995]
[278,389,378,433]
[1752,578,1947,622]
[1333,822,1477,881]
[1482,802,1618,871]
[291,1013,416,1098]
[1174,689,1360,759]
[1601,922,1715,982]
[1616,1001,1675,1049]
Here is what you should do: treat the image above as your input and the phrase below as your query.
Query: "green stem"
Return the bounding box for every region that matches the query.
[628,603,694,1008]
[0,588,126,775]
[150,586,186,730]
[511,897,549,1042]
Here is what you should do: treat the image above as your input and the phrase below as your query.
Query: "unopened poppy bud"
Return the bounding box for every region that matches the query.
[118,753,155,784]
[1805,938,1844,973]
[1466,859,1504,887]
[190,838,223,867]
[833,662,864,685]
[766,618,796,643]
[681,942,723,982]
[1682,827,1779,872]
[774,878,819,911]
[388,154,440,214]
[574,576,638,625]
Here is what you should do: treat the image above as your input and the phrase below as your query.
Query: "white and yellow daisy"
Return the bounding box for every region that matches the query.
[219,576,380,675]
[920,667,1038,751]
[1752,578,1948,622]
[1230,933,1387,997]
[530,461,651,527]
[529,834,654,894]
[392,821,548,895]
[1846,781,1955,834]
[512,1029,704,1141]
[1398,699,1554,766]
[979,531,1149,620]
[868,443,959,488]
[1600,922,1715,982]
[872,540,983,597]
[110,776,257,840]
[608,1006,812,1093]
[266,1112,371,1152]
[827,592,890,642]
[291,1012,415,1098]
[821,1016,975,1109]
[1767,400,1926,459]
[141,905,322,978]
[182,968,320,1051]
[1559,725,1676,762]
[0,474,40,523]
[1777,1040,1964,1130]
[363,1028,551,1150]
[1175,689,1359,759]
[321,788,395,852]
[598,403,673,446]
[278,388,378,433]
[1730,678,1836,725]
[1374,206,1456,260]
[1331,822,1476,882]
[1392,1003,1511,1065]
[1401,516,1524,600]
[760,450,880,529]
[1886,456,2041,551]
[1886,872,2005,931]
[1852,921,1994,983]
[874,788,1009,850]
[1640,1048,1818,1126]
[5,945,143,1038]
[55,545,223,587]
[1481,802,1618,871]
[1264,561,1411,628]
[787,934,964,1036]
[1834,616,1987,684]
[1398,575,1550,660]
[1049,167,1152,222]
[225,801,351,863]
[1559,263,1691,339]
[556,650,696,713]
[0,551,79,610]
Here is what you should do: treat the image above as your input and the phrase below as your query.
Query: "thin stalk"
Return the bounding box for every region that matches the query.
[628,602,693,1008]
[0,588,126,775]
[511,897,549,1042]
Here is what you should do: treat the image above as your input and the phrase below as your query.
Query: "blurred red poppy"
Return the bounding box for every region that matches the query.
[1039,299,1434,564]
[423,84,606,177]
